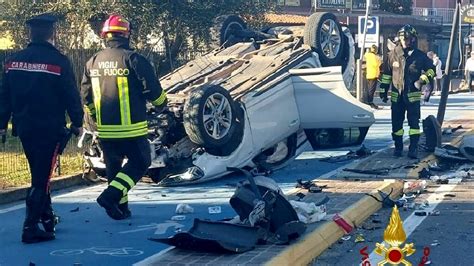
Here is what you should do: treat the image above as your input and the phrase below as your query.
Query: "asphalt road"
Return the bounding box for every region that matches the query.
[0,94,472,265]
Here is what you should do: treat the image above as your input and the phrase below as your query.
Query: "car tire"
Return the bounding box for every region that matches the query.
[304,12,345,66]
[183,85,243,155]
[341,27,356,90]
[254,133,297,171]
[210,15,247,49]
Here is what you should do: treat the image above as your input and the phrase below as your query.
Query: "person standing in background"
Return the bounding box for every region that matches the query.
[364,44,382,109]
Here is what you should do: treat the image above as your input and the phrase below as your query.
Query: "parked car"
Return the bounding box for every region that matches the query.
[80,12,374,186]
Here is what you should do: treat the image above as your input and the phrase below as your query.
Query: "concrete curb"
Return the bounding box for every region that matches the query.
[0,174,87,205]
[265,179,404,266]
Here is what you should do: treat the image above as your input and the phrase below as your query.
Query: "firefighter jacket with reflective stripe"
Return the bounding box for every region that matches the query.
[0,41,83,137]
[379,45,435,99]
[81,38,166,139]
[364,51,381,80]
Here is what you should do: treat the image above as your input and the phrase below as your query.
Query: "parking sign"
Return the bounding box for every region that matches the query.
[358,16,379,48]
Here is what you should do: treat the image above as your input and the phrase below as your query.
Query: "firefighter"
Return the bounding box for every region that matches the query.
[379,25,436,159]
[0,13,84,243]
[81,14,167,220]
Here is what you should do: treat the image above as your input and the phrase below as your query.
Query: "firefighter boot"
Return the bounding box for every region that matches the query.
[40,193,59,233]
[22,188,55,244]
[408,135,420,159]
[393,136,403,157]
[118,194,131,219]
[97,186,125,220]
[119,202,131,219]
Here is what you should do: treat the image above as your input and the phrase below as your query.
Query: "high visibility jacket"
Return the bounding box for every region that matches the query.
[81,38,166,139]
[0,41,83,137]
[364,51,381,79]
[380,45,435,100]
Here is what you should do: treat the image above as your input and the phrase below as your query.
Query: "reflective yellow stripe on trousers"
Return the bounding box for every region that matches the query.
[117,77,131,125]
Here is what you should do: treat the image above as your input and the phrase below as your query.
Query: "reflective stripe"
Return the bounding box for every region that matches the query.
[98,121,147,132]
[408,91,422,102]
[104,25,128,32]
[117,77,131,125]
[117,172,135,188]
[393,129,404,136]
[409,129,421,135]
[381,74,392,84]
[426,69,435,78]
[98,128,148,139]
[420,74,429,84]
[110,180,127,196]
[152,90,167,106]
[119,195,128,204]
[91,77,102,125]
[391,91,399,102]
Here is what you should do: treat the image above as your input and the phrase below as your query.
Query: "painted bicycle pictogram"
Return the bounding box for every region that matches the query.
[50,247,143,257]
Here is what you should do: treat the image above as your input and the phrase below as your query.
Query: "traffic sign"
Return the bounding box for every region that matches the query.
[358,16,379,48]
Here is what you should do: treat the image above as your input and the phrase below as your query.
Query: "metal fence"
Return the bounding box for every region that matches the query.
[0,46,196,188]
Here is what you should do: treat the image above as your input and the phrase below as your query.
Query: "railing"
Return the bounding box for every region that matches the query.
[412,7,455,25]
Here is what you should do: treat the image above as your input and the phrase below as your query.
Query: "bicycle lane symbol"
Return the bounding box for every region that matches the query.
[50,247,144,257]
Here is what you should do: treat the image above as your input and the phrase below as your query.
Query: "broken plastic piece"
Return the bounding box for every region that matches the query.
[341,236,351,241]
[415,211,428,216]
[403,180,427,194]
[176,203,194,214]
[354,234,365,243]
[430,210,440,216]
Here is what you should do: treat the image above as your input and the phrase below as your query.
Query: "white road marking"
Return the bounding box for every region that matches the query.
[119,222,184,235]
[133,247,175,266]
[365,183,458,265]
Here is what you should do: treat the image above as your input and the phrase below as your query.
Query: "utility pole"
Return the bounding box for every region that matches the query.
[437,0,461,126]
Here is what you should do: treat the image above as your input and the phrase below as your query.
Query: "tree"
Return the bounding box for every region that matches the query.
[379,0,412,15]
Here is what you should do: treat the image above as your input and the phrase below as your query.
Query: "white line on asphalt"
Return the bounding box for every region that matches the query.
[0,184,104,214]
[133,246,175,266]
[365,183,458,265]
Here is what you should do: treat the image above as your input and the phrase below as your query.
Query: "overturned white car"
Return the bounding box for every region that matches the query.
[82,12,374,186]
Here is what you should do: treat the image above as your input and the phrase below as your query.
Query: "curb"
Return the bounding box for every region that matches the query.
[265,179,404,266]
[0,174,87,205]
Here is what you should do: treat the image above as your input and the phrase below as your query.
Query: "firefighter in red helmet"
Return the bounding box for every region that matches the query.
[81,14,167,220]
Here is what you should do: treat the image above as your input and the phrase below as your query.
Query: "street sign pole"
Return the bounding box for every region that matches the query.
[357,0,372,101]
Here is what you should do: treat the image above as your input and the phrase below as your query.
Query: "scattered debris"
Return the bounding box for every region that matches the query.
[295,192,306,200]
[208,206,222,214]
[161,194,167,197]
[459,135,474,162]
[418,168,432,179]
[434,145,470,161]
[290,200,326,224]
[430,170,472,182]
[171,215,186,221]
[175,203,194,214]
[415,211,428,216]
[85,220,89,223]
[366,188,402,208]
[372,219,382,224]
[442,125,463,135]
[430,210,440,216]
[341,236,351,241]
[319,145,372,163]
[415,210,440,216]
[355,145,373,157]
[436,179,449,184]
[428,162,444,172]
[295,179,326,193]
[431,240,440,246]
[355,234,365,243]
[444,194,456,198]
[70,207,80,213]
[403,180,427,194]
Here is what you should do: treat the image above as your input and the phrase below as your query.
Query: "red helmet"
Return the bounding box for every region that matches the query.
[101,15,130,38]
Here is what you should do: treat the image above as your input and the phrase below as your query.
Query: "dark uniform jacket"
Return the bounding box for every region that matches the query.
[81,37,166,139]
[380,45,435,103]
[0,41,83,137]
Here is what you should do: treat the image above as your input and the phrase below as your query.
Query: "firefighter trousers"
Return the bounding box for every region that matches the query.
[391,93,421,144]
[100,137,151,204]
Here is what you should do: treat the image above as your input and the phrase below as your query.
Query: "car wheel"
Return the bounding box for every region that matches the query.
[254,134,297,171]
[304,12,345,66]
[183,85,244,155]
[341,27,356,90]
[210,15,247,49]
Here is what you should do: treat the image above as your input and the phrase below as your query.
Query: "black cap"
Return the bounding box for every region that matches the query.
[26,13,58,27]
